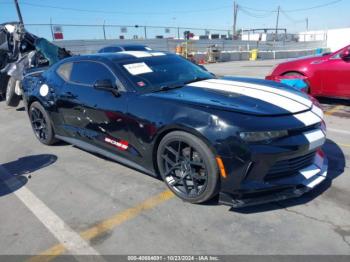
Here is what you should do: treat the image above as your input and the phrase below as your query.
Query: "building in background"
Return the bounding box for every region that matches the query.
[299,27,350,51]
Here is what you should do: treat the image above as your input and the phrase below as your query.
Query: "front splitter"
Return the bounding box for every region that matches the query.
[219,152,328,208]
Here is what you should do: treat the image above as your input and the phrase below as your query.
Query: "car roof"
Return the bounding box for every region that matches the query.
[98,44,152,53]
[107,44,149,48]
[61,51,173,64]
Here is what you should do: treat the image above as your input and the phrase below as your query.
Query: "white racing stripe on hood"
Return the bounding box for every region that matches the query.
[188,80,310,113]
[294,111,322,126]
[311,105,324,119]
[207,79,313,108]
[303,129,326,151]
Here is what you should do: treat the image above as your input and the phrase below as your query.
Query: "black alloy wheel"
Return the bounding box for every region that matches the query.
[29,102,57,145]
[31,106,48,141]
[157,131,219,204]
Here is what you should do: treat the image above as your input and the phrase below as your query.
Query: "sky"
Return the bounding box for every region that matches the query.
[1,0,348,40]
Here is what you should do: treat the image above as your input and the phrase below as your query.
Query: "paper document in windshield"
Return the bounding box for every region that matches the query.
[123,62,153,75]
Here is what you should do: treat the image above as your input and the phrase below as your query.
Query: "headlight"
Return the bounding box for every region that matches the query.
[239,130,288,142]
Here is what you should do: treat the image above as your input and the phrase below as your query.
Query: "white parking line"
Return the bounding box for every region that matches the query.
[327,128,350,136]
[0,165,101,260]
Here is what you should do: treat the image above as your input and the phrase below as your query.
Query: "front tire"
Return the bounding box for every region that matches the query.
[283,72,310,93]
[29,102,57,145]
[5,77,21,107]
[157,131,219,204]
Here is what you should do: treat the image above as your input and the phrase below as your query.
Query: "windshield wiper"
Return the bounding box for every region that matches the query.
[155,83,186,92]
[154,76,215,93]
[184,76,213,85]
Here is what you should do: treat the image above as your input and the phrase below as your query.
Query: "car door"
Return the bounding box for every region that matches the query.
[320,49,350,98]
[56,60,131,157]
[55,61,85,135]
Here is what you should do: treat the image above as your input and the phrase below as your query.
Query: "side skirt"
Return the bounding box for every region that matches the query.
[55,135,155,177]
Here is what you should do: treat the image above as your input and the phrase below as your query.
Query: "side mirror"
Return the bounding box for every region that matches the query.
[340,49,350,61]
[94,79,119,96]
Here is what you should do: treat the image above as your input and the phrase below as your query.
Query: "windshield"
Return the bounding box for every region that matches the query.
[331,45,350,59]
[115,54,214,92]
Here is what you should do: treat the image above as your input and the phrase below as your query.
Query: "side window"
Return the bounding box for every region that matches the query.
[332,53,341,59]
[57,62,73,81]
[70,61,115,85]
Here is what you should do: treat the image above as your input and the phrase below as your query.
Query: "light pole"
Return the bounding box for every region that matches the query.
[233,1,238,39]
[274,6,280,42]
[103,20,106,40]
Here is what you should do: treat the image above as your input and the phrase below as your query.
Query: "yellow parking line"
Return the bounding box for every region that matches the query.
[325,105,344,116]
[339,143,350,148]
[27,245,66,262]
[81,189,174,240]
[27,190,174,262]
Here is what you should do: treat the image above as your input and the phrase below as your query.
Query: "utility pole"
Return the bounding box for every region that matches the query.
[144,26,147,39]
[103,20,106,40]
[233,1,238,39]
[306,18,309,31]
[274,6,280,41]
[13,0,24,24]
[50,17,54,41]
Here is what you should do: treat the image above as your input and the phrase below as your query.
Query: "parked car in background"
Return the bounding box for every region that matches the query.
[267,76,310,93]
[98,44,152,53]
[266,45,350,99]
[22,51,327,208]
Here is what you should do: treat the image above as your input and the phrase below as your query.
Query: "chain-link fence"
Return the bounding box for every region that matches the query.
[23,23,327,60]
[51,38,326,55]
[25,23,232,41]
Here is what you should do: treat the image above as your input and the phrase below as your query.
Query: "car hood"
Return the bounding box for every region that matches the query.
[280,55,328,66]
[147,78,313,116]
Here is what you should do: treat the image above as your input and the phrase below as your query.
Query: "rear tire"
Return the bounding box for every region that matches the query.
[0,73,9,100]
[157,131,219,204]
[5,77,21,107]
[29,102,58,145]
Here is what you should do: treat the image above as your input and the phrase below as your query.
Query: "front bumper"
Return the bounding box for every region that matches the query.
[219,150,328,208]
[265,75,309,93]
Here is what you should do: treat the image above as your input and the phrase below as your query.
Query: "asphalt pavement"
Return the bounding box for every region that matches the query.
[0,60,349,259]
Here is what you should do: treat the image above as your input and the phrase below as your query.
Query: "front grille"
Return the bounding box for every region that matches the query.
[265,152,316,181]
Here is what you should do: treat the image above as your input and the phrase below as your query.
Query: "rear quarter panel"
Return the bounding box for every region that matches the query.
[22,68,66,134]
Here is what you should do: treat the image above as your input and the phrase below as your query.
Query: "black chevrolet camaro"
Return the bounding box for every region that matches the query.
[21,51,328,207]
